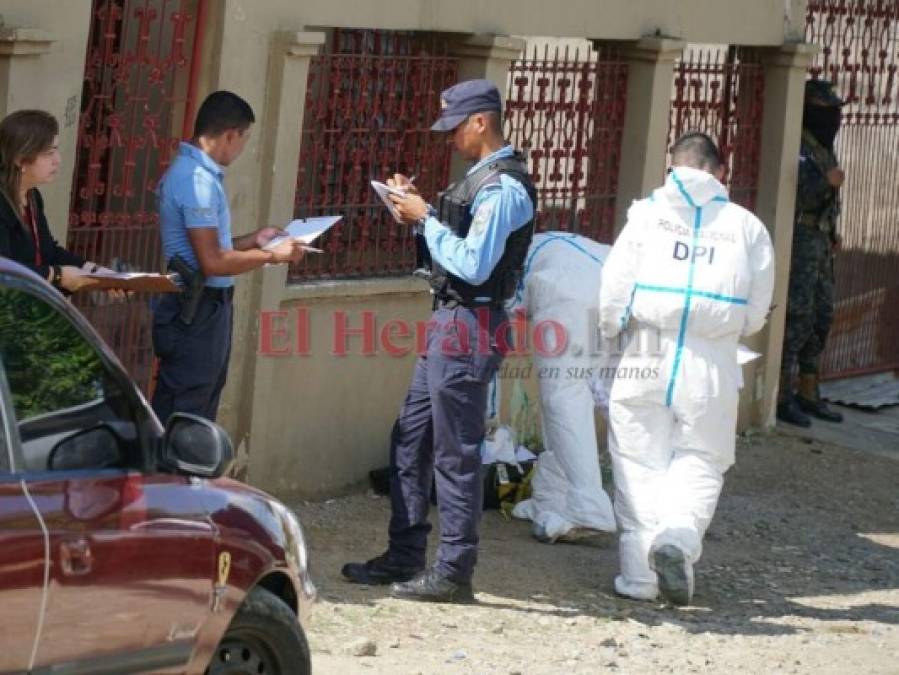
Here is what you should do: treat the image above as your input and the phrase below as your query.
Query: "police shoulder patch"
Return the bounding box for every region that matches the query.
[469,203,493,237]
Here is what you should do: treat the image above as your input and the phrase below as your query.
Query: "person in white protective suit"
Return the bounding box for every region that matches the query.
[509,232,617,542]
[599,132,775,605]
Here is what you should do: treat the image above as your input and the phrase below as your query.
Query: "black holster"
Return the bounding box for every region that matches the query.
[167,255,205,325]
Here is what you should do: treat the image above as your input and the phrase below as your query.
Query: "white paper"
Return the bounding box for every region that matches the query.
[481,426,517,466]
[370,180,409,223]
[262,215,341,250]
[515,445,538,463]
[81,271,162,280]
[737,344,762,365]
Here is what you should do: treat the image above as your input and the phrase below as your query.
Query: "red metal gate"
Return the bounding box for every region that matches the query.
[67,0,206,391]
[668,46,766,212]
[806,0,899,379]
[504,43,628,243]
[291,30,458,280]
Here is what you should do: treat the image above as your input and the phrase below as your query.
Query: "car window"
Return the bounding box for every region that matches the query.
[0,285,141,473]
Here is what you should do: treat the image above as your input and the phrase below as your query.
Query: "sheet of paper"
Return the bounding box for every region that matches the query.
[737,344,762,365]
[370,180,409,224]
[263,215,342,250]
[515,445,538,463]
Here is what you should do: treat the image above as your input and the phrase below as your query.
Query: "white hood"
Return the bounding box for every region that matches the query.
[656,166,728,210]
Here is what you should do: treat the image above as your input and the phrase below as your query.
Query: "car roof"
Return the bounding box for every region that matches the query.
[0,255,130,372]
[0,256,54,288]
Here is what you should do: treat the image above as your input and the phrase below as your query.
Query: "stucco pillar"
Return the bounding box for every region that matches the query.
[0,27,55,116]
[613,37,685,235]
[785,0,810,42]
[233,30,326,481]
[447,34,526,180]
[745,42,818,429]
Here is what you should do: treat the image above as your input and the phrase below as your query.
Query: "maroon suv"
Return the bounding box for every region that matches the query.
[0,258,315,674]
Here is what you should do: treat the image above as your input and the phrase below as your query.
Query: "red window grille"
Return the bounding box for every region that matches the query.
[668,46,765,212]
[290,30,458,281]
[806,0,899,378]
[67,0,206,392]
[504,43,629,243]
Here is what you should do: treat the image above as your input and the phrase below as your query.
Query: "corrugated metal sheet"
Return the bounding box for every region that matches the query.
[820,372,899,409]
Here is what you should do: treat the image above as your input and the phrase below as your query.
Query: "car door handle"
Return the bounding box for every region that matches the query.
[60,538,93,576]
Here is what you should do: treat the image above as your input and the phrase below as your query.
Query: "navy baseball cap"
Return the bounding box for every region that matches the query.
[431,79,502,131]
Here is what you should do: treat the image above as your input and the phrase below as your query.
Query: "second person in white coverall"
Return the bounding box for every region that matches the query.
[599,132,775,605]
[510,232,616,542]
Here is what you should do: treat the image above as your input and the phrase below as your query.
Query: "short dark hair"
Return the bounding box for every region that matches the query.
[482,110,504,135]
[193,91,255,138]
[670,132,722,172]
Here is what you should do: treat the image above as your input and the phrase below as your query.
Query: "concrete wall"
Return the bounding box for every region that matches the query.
[248,278,432,497]
[0,1,92,241]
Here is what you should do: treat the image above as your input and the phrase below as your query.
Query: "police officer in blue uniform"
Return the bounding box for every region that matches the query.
[342,80,537,603]
[152,91,303,424]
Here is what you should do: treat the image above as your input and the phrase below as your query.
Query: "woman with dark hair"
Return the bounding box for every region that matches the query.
[0,109,107,294]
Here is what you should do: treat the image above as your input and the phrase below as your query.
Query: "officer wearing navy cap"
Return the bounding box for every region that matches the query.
[341,79,537,602]
[778,79,846,427]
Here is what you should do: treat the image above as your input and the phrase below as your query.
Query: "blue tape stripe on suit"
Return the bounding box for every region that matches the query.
[666,171,701,408]
[634,283,747,305]
[515,233,604,304]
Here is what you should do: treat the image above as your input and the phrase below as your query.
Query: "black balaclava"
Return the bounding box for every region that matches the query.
[803,104,842,150]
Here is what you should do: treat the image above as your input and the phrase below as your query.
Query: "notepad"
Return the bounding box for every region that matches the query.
[370,181,409,223]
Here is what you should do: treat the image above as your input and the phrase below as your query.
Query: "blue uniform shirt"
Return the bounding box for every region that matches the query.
[423,144,534,288]
[158,142,233,288]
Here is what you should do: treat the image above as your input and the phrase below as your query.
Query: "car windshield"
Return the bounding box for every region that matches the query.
[0,287,105,421]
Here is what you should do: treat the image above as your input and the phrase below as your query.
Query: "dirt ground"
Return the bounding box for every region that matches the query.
[291,431,899,675]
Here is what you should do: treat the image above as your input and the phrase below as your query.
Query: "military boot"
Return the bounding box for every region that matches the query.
[776,371,811,427]
[796,373,843,422]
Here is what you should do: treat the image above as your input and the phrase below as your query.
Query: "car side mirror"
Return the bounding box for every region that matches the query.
[161,413,233,478]
[48,424,124,471]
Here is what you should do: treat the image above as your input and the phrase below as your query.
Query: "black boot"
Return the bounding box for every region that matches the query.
[796,373,844,423]
[390,567,474,603]
[777,398,812,427]
[796,395,844,422]
[341,552,422,585]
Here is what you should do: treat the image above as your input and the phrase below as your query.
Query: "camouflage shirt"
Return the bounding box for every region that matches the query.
[796,129,841,240]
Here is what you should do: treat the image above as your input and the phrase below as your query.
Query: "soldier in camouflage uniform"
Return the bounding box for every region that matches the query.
[777,80,845,427]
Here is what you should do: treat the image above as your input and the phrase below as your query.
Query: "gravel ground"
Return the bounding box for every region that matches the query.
[291,431,899,674]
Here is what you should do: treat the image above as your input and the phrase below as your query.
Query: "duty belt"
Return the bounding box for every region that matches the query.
[202,286,234,301]
[433,295,502,311]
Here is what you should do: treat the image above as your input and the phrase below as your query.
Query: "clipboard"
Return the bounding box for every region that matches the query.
[78,271,181,293]
[262,215,342,251]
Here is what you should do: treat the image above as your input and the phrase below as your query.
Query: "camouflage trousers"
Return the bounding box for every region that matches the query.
[781,223,835,379]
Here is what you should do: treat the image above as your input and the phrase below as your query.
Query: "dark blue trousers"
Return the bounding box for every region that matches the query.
[387,306,505,582]
[151,289,233,425]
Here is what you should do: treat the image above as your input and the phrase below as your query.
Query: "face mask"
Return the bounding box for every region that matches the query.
[803,105,842,149]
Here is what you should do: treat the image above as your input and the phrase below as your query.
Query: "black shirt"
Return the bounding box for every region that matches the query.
[0,189,84,279]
